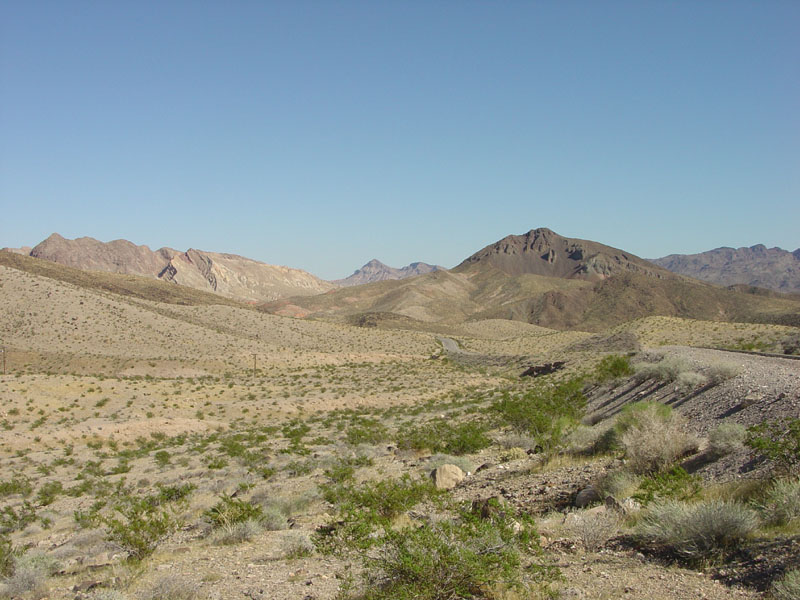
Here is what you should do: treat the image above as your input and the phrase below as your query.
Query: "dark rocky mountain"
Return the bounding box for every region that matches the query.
[264,228,800,330]
[452,227,666,280]
[23,233,334,302]
[651,245,800,294]
[334,259,443,287]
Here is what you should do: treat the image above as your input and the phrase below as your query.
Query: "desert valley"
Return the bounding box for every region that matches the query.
[1,228,799,600]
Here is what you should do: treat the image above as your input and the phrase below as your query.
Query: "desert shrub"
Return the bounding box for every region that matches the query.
[632,466,702,506]
[396,420,491,456]
[676,371,707,392]
[617,402,698,474]
[594,354,634,383]
[498,447,527,462]
[633,355,691,383]
[259,505,288,531]
[209,519,263,545]
[343,504,546,600]
[317,476,442,552]
[636,499,757,561]
[708,423,747,458]
[345,418,389,446]
[0,534,15,577]
[0,475,32,498]
[96,489,187,560]
[705,362,739,384]
[143,576,204,600]
[566,422,616,456]
[2,551,59,598]
[746,418,800,475]
[36,481,63,506]
[282,531,314,559]
[491,378,585,453]
[772,569,800,600]
[565,509,623,552]
[758,477,800,527]
[427,454,474,474]
[205,496,263,529]
[595,470,640,500]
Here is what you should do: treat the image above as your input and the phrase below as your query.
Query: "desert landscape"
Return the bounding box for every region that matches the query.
[1,228,799,600]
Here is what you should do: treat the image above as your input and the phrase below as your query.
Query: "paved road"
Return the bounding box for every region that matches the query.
[437,337,463,353]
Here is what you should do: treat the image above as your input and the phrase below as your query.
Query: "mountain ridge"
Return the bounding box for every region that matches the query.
[22,233,334,302]
[651,244,800,294]
[333,258,443,287]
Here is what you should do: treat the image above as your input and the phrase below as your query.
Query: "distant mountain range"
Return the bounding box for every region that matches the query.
[264,228,800,330]
[3,233,334,302]
[651,245,800,294]
[4,230,799,330]
[333,259,443,287]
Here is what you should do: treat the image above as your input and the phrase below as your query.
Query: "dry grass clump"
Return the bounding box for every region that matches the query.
[1,551,59,599]
[594,470,641,500]
[141,576,205,600]
[281,531,314,559]
[705,361,740,384]
[427,454,475,474]
[617,403,699,474]
[565,509,623,552]
[758,478,800,527]
[633,355,692,383]
[772,569,800,600]
[707,423,747,459]
[676,370,707,392]
[636,499,757,560]
[566,422,616,456]
[209,519,264,545]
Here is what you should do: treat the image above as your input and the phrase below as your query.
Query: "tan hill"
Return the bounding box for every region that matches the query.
[263,228,800,331]
[26,233,334,301]
[651,244,800,294]
[333,259,443,287]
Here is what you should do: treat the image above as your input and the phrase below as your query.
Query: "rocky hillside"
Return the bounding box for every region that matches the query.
[263,228,800,331]
[453,227,666,280]
[21,233,334,302]
[651,244,800,294]
[333,259,443,287]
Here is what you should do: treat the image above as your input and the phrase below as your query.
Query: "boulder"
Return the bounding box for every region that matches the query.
[430,464,464,490]
[574,485,600,508]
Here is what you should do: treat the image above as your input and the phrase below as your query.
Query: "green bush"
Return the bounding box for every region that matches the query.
[632,466,701,506]
[636,499,757,561]
[98,496,181,560]
[594,354,634,383]
[205,496,263,529]
[341,504,548,599]
[345,418,389,446]
[746,419,800,475]
[317,476,441,552]
[0,533,15,577]
[396,420,491,456]
[491,378,585,453]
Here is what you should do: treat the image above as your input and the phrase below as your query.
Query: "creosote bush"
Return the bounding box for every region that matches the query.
[341,503,550,600]
[594,354,634,383]
[746,419,800,476]
[491,378,585,454]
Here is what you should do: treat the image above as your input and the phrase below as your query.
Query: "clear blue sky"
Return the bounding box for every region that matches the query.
[1,1,798,279]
